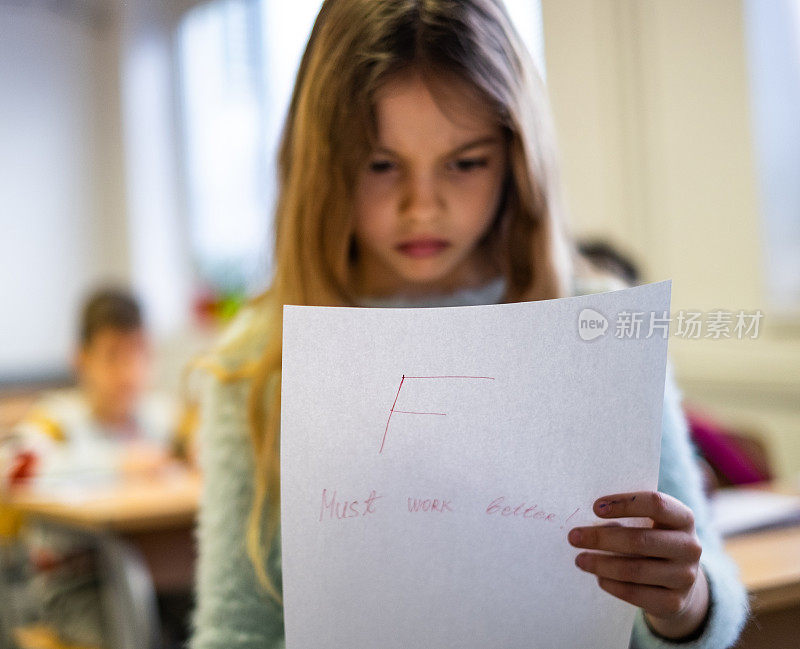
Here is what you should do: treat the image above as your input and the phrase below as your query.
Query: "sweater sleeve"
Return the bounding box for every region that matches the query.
[188,372,285,649]
[629,361,752,649]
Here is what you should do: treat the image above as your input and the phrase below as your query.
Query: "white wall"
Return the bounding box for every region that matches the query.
[0,3,130,380]
[542,0,800,479]
[0,0,197,386]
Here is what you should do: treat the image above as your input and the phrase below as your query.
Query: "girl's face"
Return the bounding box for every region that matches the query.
[352,69,509,299]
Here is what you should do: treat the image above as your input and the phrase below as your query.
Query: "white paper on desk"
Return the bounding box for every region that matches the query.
[280,280,671,649]
[710,488,800,536]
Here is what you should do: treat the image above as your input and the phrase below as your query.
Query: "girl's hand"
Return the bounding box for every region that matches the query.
[568,491,710,640]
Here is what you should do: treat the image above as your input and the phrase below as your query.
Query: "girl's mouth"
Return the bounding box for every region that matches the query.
[396,239,450,258]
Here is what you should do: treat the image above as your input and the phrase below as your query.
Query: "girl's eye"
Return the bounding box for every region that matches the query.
[368,160,395,173]
[367,157,489,174]
[450,157,489,172]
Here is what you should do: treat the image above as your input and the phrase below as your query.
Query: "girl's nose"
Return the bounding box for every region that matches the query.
[400,172,443,224]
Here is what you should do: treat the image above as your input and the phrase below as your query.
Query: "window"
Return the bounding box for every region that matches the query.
[743,0,800,317]
[177,0,273,295]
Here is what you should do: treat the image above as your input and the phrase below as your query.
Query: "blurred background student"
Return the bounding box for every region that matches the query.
[2,287,181,490]
[0,286,191,648]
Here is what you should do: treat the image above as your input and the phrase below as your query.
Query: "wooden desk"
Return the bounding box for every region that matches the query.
[6,467,200,591]
[4,467,201,649]
[720,478,800,649]
[8,468,201,533]
[725,525,800,613]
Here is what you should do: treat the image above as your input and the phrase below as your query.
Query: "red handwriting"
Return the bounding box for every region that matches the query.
[560,507,581,530]
[407,497,454,513]
[380,374,495,454]
[316,490,581,527]
[485,496,558,522]
[319,488,383,522]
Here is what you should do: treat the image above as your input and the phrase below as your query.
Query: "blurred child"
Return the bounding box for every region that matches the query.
[1,286,185,647]
[3,287,181,487]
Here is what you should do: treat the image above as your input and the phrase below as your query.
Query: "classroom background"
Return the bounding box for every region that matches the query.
[1,1,799,648]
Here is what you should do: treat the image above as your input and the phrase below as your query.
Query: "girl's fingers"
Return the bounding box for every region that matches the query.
[568,525,703,562]
[594,576,691,619]
[593,491,695,530]
[575,552,699,590]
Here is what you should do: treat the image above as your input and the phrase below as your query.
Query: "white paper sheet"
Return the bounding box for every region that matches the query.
[280,280,672,649]
[710,487,800,536]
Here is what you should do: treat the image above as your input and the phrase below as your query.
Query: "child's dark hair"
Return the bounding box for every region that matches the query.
[577,239,641,286]
[79,286,143,347]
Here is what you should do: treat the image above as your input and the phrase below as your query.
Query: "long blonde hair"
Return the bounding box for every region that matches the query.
[194,0,583,604]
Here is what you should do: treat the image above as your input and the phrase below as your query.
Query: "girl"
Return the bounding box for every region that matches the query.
[188,1,750,647]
